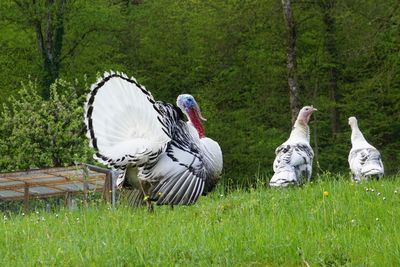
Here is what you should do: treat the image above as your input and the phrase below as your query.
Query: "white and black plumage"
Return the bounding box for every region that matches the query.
[269,106,317,187]
[84,71,223,207]
[348,117,384,181]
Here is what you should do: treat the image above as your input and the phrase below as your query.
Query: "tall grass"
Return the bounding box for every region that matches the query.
[1,176,400,266]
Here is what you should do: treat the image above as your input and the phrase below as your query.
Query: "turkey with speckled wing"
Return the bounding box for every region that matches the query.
[348,116,384,181]
[84,71,223,209]
[270,106,317,187]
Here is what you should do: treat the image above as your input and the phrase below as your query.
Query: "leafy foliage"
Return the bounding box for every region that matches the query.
[0,0,399,184]
[0,79,92,171]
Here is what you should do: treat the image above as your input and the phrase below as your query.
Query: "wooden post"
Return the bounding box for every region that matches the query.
[83,164,114,205]
[24,182,30,213]
[83,166,89,206]
[103,172,112,203]
[111,171,116,208]
[65,191,72,208]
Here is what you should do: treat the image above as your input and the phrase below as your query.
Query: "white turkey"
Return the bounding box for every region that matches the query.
[348,116,384,181]
[269,106,317,187]
[84,71,223,209]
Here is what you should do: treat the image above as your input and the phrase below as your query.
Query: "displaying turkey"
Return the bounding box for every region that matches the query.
[269,106,317,187]
[348,116,384,181]
[84,71,223,209]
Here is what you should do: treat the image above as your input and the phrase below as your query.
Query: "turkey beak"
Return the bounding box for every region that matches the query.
[311,106,318,112]
[193,104,207,121]
[198,109,207,121]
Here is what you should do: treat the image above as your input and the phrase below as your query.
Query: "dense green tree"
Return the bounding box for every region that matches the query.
[0,0,399,184]
[0,0,126,98]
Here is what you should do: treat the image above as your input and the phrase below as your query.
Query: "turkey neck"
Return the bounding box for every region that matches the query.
[350,123,366,145]
[187,109,205,138]
[289,119,310,142]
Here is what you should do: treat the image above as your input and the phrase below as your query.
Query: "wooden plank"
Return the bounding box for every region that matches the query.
[6,170,101,183]
[1,187,105,201]
[0,166,79,178]
[0,190,24,198]
[0,175,105,190]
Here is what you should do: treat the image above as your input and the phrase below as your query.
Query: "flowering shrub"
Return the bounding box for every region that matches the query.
[0,79,93,171]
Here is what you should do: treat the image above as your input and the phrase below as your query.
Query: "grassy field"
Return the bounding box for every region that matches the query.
[1,176,400,266]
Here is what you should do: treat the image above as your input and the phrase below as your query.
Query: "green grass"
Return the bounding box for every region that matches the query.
[1,177,400,266]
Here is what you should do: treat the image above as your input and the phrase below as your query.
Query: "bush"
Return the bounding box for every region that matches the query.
[0,79,92,171]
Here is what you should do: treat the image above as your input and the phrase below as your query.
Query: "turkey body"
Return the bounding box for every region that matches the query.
[84,72,223,206]
[271,142,314,187]
[348,117,383,181]
[269,106,317,187]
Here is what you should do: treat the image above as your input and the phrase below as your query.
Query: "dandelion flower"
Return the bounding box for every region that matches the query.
[323,191,329,197]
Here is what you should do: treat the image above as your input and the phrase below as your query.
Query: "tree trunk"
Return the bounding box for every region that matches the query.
[30,0,65,98]
[282,0,301,124]
[320,0,340,137]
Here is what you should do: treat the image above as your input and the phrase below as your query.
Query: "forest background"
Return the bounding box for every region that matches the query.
[0,0,399,186]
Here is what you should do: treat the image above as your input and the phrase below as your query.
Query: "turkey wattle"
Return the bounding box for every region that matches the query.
[269,106,317,187]
[84,71,223,207]
[348,116,384,181]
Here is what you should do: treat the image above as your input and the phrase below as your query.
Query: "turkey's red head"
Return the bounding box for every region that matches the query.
[177,94,206,138]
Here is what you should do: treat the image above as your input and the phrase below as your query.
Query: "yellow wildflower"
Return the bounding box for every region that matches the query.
[323,191,329,197]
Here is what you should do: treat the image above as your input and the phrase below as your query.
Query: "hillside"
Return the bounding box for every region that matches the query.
[1,177,400,266]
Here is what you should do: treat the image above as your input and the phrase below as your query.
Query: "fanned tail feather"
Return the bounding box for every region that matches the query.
[84,71,171,172]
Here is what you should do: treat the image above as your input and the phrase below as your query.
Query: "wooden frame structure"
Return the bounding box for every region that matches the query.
[0,164,114,212]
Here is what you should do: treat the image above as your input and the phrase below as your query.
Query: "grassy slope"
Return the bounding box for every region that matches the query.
[1,178,400,266]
